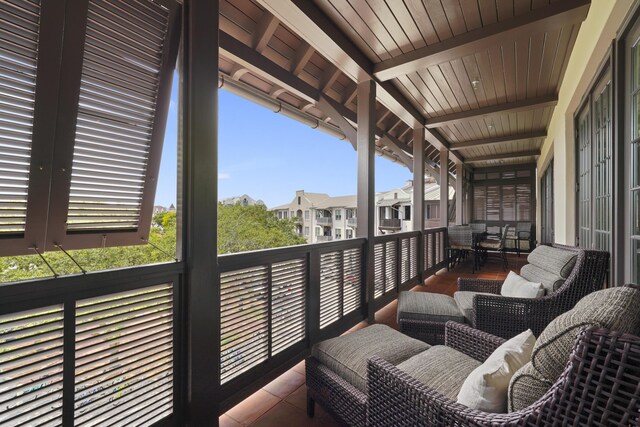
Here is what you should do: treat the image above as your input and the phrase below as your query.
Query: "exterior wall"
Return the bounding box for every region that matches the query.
[537,0,636,245]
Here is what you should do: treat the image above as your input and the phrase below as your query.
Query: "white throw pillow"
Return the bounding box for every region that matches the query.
[501,271,545,298]
[457,329,536,413]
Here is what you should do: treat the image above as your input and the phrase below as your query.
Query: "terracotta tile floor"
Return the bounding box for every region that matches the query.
[221,254,527,427]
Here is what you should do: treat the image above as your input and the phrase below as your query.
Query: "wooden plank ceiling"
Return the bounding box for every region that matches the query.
[218,0,589,172]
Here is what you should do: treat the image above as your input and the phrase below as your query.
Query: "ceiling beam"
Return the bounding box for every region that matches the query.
[321,65,342,92]
[291,41,314,75]
[379,135,414,174]
[318,95,356,149]
[449,130,547,151]
[253,14,280,53]
[220,31,319,104]
[425,95,557,128]
[374,0,590,81]
[465,150,541,163]
[255,0,464,166]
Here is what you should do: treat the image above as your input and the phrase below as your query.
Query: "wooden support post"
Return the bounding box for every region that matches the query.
[356,80,376,323]
[440,150,449,228]
[183,0,220,424]
[413,123,425,278]
[456,163,464,225]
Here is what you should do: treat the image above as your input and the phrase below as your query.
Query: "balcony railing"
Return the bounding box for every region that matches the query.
[215,227,447,411]
[347,217,357,227]
[0,229,448,422]
[316,235,333,242]
[379,218,402,229]
[316,217,332,225]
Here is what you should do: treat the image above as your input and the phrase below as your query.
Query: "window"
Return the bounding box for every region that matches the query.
[316,210,321,218]
[471,168,534,223]
[335,209,342,220]
[0,0,181,255]
[305,210,309,220]
[283,211,288,219]
[346,229,353,239]
[335,228,342,239]
[315,227,321,236]
[404,206,411,221]
[576,68,612,252]
[541,161,554,244]
[346,208,355,219]
[304,226,309,236]
[298,196,301,205]
[290,210,295,218]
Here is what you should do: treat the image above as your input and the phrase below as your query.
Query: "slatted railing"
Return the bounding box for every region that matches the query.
[373,231,420,308]
[0,263,182,427]
[217,239,366,405]
[424,227,448,276]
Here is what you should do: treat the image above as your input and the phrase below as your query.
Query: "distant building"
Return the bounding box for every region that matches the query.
[271,182,454,243]
[153,205,168,215]
[221,194,264,207]
[168,204,176,213]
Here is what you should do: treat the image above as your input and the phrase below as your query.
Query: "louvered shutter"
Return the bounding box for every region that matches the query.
[45,0,180,251]
[0,0,63,256]
[486,185,501,221]
[0,0,40,237]
[516,184,532,221]
[473,185,486,221]
[0,304,64,426]
[502,185,516,221]
[74,283,174,425]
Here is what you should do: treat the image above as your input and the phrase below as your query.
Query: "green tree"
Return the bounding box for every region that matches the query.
[1,205,305,283]
[217,203,306,254]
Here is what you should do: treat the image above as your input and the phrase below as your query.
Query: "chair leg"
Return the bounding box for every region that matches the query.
[307,395,315,418]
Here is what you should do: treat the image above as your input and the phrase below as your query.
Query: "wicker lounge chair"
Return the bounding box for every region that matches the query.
[457,244,609,338]
[368,285,640,427]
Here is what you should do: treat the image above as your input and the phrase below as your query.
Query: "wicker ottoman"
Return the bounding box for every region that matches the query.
[397,291,466,344]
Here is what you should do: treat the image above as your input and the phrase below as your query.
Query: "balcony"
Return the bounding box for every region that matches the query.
[379,218,401,230]
[347,217,357,227]
[316,217,332,225]
[316,235,333,242]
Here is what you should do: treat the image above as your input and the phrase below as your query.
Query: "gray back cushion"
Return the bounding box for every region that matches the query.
[519,264,565,294]
[508,286,640,411]
[527,246,578,279]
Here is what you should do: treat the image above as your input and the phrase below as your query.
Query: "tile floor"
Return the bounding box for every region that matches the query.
[220,254,527,426]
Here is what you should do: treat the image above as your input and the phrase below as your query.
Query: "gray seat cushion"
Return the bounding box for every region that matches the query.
[453,291,495,323]
[311,324,430,392]
[396,345,481,400]
[527,246,578,279]
[519,264,564,294]
[508,361,552,412]
[397,291,465,324]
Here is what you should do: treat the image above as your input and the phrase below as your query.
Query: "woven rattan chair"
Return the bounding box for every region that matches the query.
[368,325,640,426]
[478,224,510,270]
[457,244,609,338]
[446,225,475,272]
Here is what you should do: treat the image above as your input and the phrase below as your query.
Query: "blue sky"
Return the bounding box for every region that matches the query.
[154,75,412,208]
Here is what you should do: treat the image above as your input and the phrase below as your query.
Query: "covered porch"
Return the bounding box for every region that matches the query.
[0,0,638,426]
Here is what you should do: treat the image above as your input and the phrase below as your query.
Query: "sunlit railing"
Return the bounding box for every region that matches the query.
[216,228,448,410]
[316,217,332,225]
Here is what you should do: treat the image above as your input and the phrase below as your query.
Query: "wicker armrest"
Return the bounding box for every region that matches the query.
[444,321,505,362]
[457,277,503,294]
[472,293,556,338]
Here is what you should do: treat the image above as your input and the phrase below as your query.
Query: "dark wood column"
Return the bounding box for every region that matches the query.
[183,0,220,424]
[356,79,376,322]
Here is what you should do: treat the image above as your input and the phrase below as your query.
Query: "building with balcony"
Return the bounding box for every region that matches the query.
[1,1,639,426]
[221,194,264,206]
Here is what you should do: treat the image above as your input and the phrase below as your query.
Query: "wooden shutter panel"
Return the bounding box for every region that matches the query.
[0,0,70,256]
[45,0,180,251]
[0,0,41,237]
